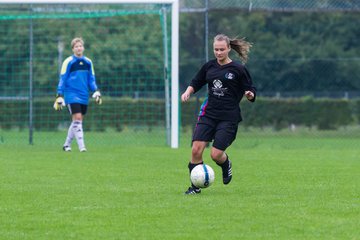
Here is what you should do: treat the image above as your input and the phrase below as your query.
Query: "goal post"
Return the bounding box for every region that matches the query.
[0,0,180,148]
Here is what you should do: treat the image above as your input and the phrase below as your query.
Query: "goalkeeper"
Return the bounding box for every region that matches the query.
[54,37,101,152]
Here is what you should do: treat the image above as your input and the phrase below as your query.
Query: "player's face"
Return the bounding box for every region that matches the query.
[72,42,84,57]
[213,40,230,62]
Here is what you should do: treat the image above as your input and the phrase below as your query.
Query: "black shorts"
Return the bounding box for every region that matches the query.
[67,103,88,115]
[192,116,238,151]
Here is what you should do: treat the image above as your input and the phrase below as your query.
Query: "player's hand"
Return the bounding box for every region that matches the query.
[53,95,65,111]
[245,91,254,101]
[181,86,194,102]
[92,90,102,105]
[181,92,191,102]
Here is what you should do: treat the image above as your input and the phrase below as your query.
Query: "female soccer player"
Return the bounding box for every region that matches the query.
[181,34,256,194]
[54,37,102,152]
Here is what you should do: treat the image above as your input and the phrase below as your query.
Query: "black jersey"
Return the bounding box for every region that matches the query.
[190,59,256,122]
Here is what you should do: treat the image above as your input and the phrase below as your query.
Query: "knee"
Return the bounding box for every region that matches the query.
[210,148,223,162]
[72,113,83,122]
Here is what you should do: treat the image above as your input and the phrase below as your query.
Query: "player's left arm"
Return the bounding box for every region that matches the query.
[87,58,102,105]
[242,66,256,102]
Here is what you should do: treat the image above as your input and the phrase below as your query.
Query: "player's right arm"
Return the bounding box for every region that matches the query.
[181,62,209,102]
[57,56,72,96]
[181,86,194,102]
[54,57,72,110]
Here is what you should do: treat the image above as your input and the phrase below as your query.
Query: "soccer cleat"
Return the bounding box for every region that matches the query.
[63,146,71,152]
[80,148,87,152]
[222,160,232,185]
[184,186,201,195]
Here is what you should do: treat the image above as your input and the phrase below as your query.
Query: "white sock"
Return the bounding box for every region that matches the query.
[73,120,86,150]
[64,121,75,147]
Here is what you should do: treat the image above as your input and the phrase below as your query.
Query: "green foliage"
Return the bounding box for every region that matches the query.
[240,97,356,130]
[0,7,166,98]
[184,97,358,130]
[191,10,360,92]
[1,5,359,96]
[1,97,358,131]
[1,4,360,147]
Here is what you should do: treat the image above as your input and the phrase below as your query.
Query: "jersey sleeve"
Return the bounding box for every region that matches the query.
[242,66,256,102]
[189,62,209,93]
[86,57,98,92]
[57,56,72,96]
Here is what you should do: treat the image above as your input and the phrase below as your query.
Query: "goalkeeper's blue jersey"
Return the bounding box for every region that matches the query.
[57,55,98,105]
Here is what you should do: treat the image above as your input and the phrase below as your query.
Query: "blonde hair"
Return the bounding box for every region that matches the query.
[214,34,252,63]
[71,37,84,49]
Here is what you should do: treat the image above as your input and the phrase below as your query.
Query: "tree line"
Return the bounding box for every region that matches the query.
[180,10,360,93]
[0,7,359,97]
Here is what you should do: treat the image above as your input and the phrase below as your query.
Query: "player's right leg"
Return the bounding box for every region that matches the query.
[72,116,86,152]
[63,121,75,152]
[185,161,203,194]
[185,116,216,194]
[185,141,208,195]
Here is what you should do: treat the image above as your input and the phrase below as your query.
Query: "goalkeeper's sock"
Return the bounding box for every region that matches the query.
[64,122,75,147]
[72,120,86,151]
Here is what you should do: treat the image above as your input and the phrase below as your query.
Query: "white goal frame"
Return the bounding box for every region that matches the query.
[0,0,180,148]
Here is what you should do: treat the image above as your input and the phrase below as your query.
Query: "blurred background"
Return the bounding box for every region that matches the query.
[0,0,359,147]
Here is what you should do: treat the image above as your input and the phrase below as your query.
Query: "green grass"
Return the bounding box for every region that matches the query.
[0,132,359,239]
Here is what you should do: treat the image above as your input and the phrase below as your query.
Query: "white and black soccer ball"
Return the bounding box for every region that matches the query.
[190,164,215,188]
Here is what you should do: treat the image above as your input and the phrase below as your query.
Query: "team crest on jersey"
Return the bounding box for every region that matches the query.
[80,61,83,65]
[212,79,227,97]
[225,72,234,79]
[213,79,223,88]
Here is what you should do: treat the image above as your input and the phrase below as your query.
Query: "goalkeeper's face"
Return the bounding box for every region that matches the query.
[72,42,84,57]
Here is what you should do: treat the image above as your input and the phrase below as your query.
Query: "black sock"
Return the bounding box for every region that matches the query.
[188,162,203,188]
[188,162,203,174]
[216,154,229,168]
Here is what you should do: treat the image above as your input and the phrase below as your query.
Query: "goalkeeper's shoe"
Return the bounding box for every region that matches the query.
[184,186,201,195]
[63,146,71,152]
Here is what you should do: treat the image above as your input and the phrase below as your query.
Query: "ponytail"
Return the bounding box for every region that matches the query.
[230,38,252,63]
[214,34,253,63]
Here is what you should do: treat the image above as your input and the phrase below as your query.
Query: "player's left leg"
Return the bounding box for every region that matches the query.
[211,120,238,184]
[72,116,86,152]
[211,148,232,184]
[68,104,87,152]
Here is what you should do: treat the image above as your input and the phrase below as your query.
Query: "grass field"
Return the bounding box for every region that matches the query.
[0,130,359,239]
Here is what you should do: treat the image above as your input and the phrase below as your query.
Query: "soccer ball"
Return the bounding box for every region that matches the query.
[190,164,215,188]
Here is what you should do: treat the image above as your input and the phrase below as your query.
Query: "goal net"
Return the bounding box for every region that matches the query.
[0,1,179,148]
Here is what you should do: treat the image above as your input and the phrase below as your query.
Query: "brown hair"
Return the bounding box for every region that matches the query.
[71,37,84,49]
[214,34,252,63]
